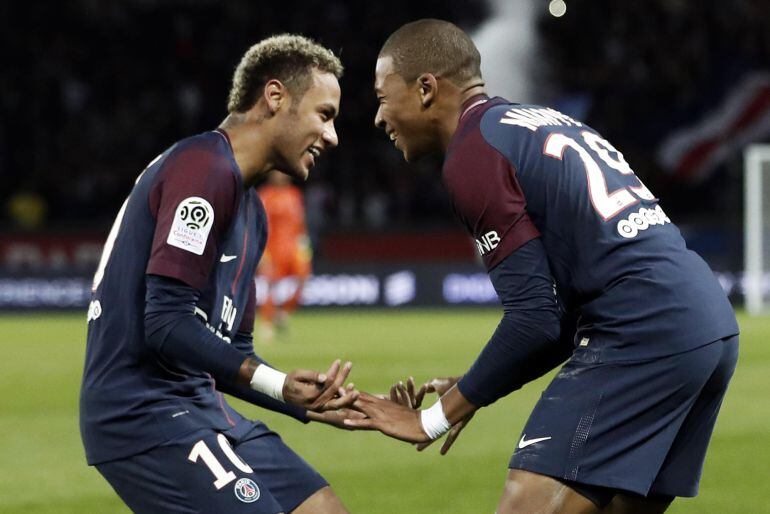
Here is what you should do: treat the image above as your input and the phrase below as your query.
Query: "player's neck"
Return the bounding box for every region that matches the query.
[438,84,487,154]
[219,114,275,187]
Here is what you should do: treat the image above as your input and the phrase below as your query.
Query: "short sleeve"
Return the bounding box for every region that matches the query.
[442,126,539,271]
[146,145,240,290]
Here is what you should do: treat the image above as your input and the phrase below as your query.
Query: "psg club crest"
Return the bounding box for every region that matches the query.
[233,477,260,503]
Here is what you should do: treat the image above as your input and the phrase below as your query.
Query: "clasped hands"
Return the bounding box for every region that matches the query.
[281,361,471,454]
[349,376,474,455]
[278,359,359,428]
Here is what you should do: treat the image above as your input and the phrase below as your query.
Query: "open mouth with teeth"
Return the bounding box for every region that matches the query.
[305,146,322,167]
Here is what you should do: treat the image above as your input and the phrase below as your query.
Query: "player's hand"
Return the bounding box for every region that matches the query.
[306,402,367,430]
[382,378,420,408]
[344,392,431,444]
[283,360,357,412]
[412,376,473,455]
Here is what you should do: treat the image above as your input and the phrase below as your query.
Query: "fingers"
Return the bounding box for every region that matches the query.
[430,376,460,396]
[343,417,376,430]
[285,359,354,410]
[406,377,426,409]
[320,359,342,386]
[342,409,367,420]
[440,413,473,455]
[291,368,328,384]
[440,424,462,455]
[351,392,376,410]
[391,381,411,408]
[415,440,434,452]
[413,382,427,409]
[350,392,381,415]
[357,391,385,402]
[429,378,449,394]
[389,384,399,403]
[338,409,367,429]
[323,384,359,410]
[309,361,352,411]
[339,383,356,397]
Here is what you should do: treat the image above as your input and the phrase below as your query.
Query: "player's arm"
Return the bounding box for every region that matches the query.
[425,128,569,433]
[219,333,362,428]
[215,286,310,422]
[212,280,308,420]
[347,238,566,442]
[348,121,574,441]
[453,238,569,409]
[144,274,355,412]
[214,284,358,425]
[141,148,352,411]
[401,303,576,453]
[223,331,361,426]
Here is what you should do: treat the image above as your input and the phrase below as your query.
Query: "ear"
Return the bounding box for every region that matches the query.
[417,73,438,108]
[263,79,287,114]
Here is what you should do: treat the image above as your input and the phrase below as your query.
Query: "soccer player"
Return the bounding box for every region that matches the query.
[80,35,357,513]
[346,19,740,513]
[257,170,313,341]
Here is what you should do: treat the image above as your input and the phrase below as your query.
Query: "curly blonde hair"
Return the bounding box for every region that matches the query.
[227,34,343,113]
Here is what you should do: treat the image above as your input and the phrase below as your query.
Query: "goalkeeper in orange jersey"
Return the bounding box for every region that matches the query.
[257,170,313,341]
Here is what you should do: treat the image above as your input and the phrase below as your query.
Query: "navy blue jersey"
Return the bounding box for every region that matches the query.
[80,130,267,464]
[443,97,738,361]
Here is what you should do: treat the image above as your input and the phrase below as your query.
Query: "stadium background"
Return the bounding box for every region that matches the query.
[1,0,769,512]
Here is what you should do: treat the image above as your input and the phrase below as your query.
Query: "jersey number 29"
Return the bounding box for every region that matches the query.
[543,131,655,221]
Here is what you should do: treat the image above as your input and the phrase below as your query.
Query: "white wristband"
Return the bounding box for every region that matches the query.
[249,364,287,402]
[420,399,452,440]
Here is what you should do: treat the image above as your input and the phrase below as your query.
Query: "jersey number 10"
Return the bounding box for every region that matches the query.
[543,131,655,221]
[188,434,254,489]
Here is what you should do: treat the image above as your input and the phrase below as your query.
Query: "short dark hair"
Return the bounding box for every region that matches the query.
[379,19,482,85]
[228,34,343,113]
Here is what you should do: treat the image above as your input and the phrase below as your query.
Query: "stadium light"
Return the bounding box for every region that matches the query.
[548,0,567,17]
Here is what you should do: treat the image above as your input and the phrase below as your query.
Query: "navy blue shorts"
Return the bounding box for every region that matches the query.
[510,335,738,498]
[97,421,327,513]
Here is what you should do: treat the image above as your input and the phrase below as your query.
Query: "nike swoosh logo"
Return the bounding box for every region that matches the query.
[220,254,237,263]
[518,435,552,449]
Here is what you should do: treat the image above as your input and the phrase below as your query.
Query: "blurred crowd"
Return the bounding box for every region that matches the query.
[539,0,770,221]
[0,0,487,234]
[1,0,768,233]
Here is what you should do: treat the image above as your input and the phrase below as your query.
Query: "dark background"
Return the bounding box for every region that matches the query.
[2,0,768,270]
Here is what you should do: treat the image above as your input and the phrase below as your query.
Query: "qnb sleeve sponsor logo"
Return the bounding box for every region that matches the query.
[616,205,671,239]
[167,197,214,255]
[475,230,501,256]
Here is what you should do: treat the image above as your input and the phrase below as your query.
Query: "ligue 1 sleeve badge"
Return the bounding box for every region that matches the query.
[167,196,215,255]
[233,477,260,503]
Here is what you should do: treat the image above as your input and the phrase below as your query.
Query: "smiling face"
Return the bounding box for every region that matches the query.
[273,68,341,181]
[374,56,438,162]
